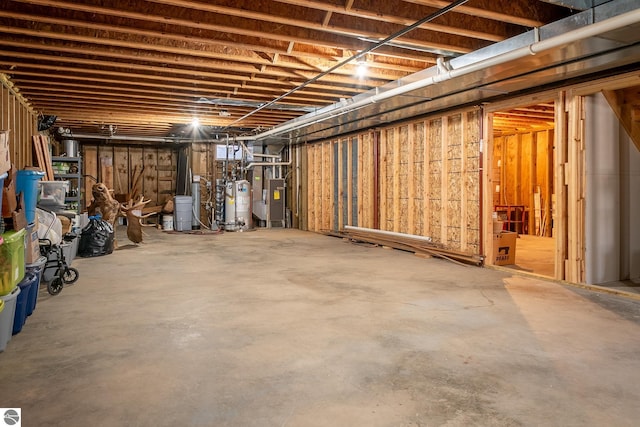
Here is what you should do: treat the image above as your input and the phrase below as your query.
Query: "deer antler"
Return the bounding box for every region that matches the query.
[121,195,151,212]
[121,195,154,244]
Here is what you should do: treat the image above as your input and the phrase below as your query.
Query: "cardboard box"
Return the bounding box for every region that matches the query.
[24,224,40,264]
[2,167,17,218]
[492,231,517,265]
[0,130,10,176]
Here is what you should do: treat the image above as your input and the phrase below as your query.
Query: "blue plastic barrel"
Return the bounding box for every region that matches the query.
[16,170,45,224]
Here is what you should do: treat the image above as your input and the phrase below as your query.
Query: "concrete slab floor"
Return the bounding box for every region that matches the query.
[1,227,640,427]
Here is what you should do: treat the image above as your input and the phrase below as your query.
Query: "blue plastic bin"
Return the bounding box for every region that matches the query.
[25,256,46,316]
[12,277,31,335]
[16,170,45,224]
[21,272,39,317]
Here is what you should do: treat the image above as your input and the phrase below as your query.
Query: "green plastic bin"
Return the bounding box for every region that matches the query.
[0,229,26,296]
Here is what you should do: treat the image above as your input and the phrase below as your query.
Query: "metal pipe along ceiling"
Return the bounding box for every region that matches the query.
[253,5,640,141]
[222,0,470,131]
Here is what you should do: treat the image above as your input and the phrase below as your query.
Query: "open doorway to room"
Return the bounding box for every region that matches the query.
[490,102,556,277]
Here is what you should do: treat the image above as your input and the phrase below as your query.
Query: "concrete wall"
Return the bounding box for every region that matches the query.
[585,93,640,284]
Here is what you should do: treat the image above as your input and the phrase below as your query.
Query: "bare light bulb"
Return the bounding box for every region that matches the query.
[356,61,367,77]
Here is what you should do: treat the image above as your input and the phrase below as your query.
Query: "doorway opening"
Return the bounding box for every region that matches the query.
[491,101,556,277]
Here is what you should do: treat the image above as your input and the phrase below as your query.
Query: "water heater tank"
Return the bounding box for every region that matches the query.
[224,180,251,231]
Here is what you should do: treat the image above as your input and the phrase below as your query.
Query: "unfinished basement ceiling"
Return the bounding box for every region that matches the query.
[0,0,577,139]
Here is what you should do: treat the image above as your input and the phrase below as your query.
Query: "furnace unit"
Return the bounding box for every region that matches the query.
[267,179,285,228]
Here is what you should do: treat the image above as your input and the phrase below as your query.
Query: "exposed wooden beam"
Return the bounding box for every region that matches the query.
[405,0,567,28]
[603,88,640,152]
[275,0,511,42]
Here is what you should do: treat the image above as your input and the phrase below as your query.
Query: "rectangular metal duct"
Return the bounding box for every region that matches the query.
[257,0,640,143]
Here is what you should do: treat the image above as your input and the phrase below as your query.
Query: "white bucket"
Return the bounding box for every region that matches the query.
[493,220,504,234]
[162,214,174,231]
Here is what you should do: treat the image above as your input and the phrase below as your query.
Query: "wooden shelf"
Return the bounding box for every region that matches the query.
[52,156,82,214]
[495,205,526,234]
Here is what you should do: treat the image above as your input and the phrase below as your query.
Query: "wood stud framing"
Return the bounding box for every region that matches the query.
[1,76,37,170]
[303,107,481,256]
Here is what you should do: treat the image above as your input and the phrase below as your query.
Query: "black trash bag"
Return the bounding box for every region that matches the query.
[78,215,114,257]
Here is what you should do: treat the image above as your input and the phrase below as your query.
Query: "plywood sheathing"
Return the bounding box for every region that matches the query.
[189,143,209,223]
[83,144,176,208]
[322,141,332,231]
[358,132,375,229]
[304,108,481,255]
[305,132,375,232]
[114,146,129,196]
[414,122,425,237]
[384,110,484,253]
[464,110,481,254]
[428,118,443,244]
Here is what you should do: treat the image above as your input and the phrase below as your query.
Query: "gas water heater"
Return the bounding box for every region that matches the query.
[224,180,251,231]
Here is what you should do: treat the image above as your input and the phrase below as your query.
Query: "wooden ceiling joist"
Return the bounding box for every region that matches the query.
[0,0,576,138]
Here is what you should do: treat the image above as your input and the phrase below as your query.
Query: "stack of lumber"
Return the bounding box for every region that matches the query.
[32,135,54,180]
[326,226,482,267]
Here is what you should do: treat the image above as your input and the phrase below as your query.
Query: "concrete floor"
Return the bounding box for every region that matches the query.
[508,234,555,278]
[1,227,640,426]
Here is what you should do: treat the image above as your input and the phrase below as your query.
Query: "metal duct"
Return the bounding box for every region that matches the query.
[538,0,608,10]
[254,0,640,143]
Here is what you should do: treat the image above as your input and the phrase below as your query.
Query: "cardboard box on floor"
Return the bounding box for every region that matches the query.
[492,231,517,265]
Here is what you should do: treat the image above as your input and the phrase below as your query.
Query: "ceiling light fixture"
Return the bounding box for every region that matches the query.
[356,60,368,77]
[191,117,200,127]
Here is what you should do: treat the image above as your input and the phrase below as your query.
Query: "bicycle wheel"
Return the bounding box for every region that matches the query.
[47,277,64,295]
[62,267,79,284]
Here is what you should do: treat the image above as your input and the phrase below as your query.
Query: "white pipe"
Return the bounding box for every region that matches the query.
[345,226,433,243]
[255,7,640,140]
[70,133,257,144]
[245,161,291,169]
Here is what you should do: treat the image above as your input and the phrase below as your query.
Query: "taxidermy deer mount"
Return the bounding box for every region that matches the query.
[87,183,120,227]
[120,196,155,244]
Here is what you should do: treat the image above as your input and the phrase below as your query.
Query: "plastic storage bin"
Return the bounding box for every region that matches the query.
[12,277,31,335]
[26,256,45,316]
[174,195,192,231]
[22,271,39,317]
[0,286,20,352]
[16,170,45,224]
[0,228,26,296]
[38,180,69,209]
